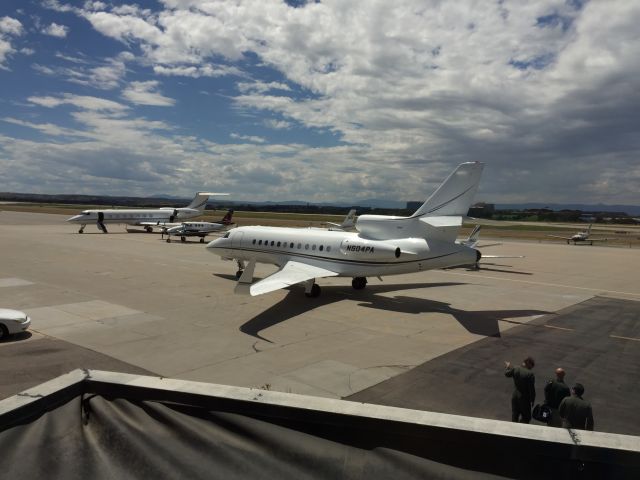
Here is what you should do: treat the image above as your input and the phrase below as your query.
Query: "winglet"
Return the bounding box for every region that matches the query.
[234,259,256,295]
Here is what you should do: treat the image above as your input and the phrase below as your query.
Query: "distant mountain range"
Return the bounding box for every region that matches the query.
[494,203,640,216]
[2,192,639,216]
[231,199,640,215]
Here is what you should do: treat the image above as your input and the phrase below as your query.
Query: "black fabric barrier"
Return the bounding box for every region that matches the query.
[0,395,508,479]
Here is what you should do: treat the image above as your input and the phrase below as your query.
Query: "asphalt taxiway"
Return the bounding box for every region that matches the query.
[1,211,639,435]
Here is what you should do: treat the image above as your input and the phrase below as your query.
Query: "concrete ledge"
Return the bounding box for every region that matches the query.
[1,369,639,478]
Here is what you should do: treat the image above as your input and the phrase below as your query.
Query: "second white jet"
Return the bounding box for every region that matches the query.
[207,162,485,297]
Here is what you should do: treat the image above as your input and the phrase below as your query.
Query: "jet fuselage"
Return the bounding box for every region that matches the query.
[208,226,477,278]
[66,207,201,226]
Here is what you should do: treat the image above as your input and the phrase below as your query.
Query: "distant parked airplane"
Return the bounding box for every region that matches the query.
[207,162,485,297]
[320,209,357,231]
[547,224,607,245]
[165,209,235,243]
[66,192,228,233]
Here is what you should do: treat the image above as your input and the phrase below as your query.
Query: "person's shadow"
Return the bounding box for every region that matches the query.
[235,281,550,342]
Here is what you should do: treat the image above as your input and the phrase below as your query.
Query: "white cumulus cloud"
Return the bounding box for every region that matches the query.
[0,16,24,68]
[122,80,175,106]
[16,0,640,203]
[43,22,69,38]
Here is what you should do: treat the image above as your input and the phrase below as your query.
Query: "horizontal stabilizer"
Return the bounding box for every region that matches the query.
[418,216,463,243]
[420,216,463,228]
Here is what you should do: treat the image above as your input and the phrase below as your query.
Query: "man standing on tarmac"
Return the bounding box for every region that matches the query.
[504,356,536,423]
[559,383,594,431]
[544,368,571,427]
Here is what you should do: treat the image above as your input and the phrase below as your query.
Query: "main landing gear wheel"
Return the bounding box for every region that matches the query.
[352,277,367,290]
[145,226,153,233]
[200,238,205,243]
[235,270,243,280]
[181,236,186,243]
[305,283,321,298]
[166,238,171,243]
[78,229,84,234]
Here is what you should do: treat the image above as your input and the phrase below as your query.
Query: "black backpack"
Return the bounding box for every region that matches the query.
[532,404,552,423]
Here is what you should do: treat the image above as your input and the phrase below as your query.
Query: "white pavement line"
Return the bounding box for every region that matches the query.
[441,271,640,297]
[610,335,640,342]
[544,324,574,331]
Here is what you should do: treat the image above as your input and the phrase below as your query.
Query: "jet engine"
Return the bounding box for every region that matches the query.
[355,215,415,240]
[340,238,402,260]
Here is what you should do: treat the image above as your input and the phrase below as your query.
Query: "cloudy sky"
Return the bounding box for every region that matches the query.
[0,0,638,205]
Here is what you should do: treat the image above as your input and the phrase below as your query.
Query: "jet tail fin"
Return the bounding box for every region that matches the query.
[412,162,484,218]
[186,192,229,212]
[341,209,357,228]
[220,209,234,225]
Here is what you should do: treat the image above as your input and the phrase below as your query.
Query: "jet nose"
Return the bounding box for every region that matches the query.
[66,215,82,222]
[206,237,224,249]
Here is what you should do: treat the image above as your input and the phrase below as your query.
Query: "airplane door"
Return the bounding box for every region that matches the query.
[232,231,244,248]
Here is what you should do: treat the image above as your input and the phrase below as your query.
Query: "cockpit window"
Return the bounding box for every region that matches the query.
[223,232,230,238]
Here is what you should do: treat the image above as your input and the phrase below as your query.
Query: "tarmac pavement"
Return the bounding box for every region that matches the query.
[1,210,639,435]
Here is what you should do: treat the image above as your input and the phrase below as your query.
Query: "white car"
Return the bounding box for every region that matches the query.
[0,309,31,340]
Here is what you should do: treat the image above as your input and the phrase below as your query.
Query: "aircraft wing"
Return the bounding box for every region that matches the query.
[139,222,181,228]
[249,261,339,296]
[481,255,525,259]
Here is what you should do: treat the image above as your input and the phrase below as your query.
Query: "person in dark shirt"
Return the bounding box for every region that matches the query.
[559,383,594,431]
[504,356,536,423]
[544,368,571,427]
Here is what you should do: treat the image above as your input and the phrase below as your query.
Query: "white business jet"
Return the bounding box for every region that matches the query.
[66,192,228,233]
[207,162,485,297]
[547,224,607,245]
[165,209,235,243]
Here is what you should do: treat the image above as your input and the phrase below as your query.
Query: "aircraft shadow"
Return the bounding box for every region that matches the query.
[67,231,132,235]
[355,295,548,338]
[445,264,532,275]
[476,265,532,275]
[238,282,548,342]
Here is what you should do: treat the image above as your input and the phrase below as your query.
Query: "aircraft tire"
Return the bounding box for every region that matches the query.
[0,324,7,341]
[166,238,171,243]
[352,277,367,290]
[79,229,83,234]
[235,270,243,280]
[200,238,205,243]
[181,236,186,242]
[305,284,321,298]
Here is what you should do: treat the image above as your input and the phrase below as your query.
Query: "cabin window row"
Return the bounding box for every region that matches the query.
[252,239,332,252]
[104,214,159,218]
